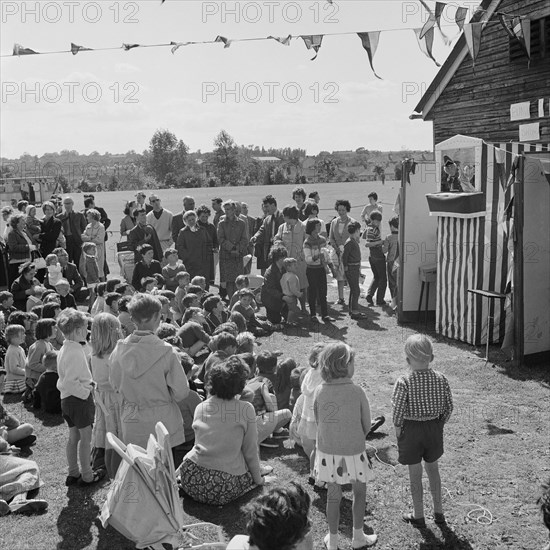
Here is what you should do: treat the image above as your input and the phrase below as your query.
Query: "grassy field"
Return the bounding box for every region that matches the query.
[2,180,549,549]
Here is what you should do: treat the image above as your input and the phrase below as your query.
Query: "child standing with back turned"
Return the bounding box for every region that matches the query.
[109,294,190,457]
[56,309,104,486]
[392,334,453,528]
[314,342,377,549]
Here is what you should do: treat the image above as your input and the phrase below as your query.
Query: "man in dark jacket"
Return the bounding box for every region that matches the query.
[251,195,284,274]
[51,247,88,302]
[57,196,86,267]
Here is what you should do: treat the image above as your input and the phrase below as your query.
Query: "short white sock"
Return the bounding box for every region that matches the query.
[329,533,338,548]
[353,528,365,541]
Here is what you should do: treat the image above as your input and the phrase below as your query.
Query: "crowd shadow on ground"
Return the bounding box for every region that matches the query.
[56,487,103,550]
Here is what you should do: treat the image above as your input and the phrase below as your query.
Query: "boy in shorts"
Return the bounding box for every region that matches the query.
[56,309,104,486]
[392,334,453,528]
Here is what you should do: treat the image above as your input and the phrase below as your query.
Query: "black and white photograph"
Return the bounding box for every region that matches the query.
[1,1,549,549]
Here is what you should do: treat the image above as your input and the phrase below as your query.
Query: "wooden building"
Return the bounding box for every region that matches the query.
[412,0,550,145]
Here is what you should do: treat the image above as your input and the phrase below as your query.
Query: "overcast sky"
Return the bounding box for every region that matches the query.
[0,1,475,158]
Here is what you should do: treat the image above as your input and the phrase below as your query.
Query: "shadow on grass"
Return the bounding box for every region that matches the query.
[284,321,350,343]
[57,486,103,550]
[437,524,475,549]
[485,422,515,436]
[398,320,550,388]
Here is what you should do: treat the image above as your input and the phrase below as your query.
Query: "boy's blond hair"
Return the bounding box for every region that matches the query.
[57,309,89,337]
[283,258,297,269]
[404,334,434,364]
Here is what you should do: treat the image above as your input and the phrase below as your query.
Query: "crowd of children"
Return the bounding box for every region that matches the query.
[2,194,549,549]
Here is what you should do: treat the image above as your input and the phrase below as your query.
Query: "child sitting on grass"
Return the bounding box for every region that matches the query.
[110,293,189,458]
[162,248,186,292]
[55,279,77,310]
[33,350,61,414]
[90,282,107,317]
[46,253,63,287]
[1,396,36,450]
[203,295,228,332]
[0,292,17,321]
[173,271,190,323]
[227,482,313,550]
[117,296,136,337]
[103,292,121,317]
[229,275,251,310]
[232,289,273,337]
[177,308,211,358]
[3,324,27,394]
[246,351,291,449]
[26,285,45,313]
[56,308,104,487]
[392,334,453,529]
[25,318,56,402]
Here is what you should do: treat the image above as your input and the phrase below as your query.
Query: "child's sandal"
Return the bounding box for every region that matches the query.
[434,512,446,524]
[78,470,106,487]
[402,512,426,529]
[65,475,81,486]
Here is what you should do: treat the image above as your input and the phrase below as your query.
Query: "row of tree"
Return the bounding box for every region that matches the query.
[0,129,424,191]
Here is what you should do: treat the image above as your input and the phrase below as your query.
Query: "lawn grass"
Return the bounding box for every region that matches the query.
[2,300,549,550]
[2,180,549,549]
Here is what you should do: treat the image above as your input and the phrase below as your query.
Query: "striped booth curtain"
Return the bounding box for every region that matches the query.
[435,141,549,346]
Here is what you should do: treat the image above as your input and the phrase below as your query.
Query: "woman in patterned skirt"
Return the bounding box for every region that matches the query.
[177,355,265,506]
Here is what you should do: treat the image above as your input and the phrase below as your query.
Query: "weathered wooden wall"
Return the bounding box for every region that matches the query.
[428,0,550,145]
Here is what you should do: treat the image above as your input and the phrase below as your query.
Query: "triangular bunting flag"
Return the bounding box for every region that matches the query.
[419,13,436,40]
[499,15,530,59]
[357,32,382,79]
[122,43,140,51]
[170,41,191,54]
[420,1,450,44]
[413,28,440,67]
[301,35,323,60]
[463,22,483,64]
[71,43,93,55]
[215,36,232,48]
[268,35,292,46]
[13,43,38,56]
[455,7,468,31]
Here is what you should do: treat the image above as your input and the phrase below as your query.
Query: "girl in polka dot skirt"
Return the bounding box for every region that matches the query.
[313,342,377,550]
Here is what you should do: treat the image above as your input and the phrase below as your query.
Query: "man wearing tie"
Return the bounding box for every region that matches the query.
[250,195,284,275]
[57,196,86,268]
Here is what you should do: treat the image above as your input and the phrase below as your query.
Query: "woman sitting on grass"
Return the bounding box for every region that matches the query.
[177,355,266,506]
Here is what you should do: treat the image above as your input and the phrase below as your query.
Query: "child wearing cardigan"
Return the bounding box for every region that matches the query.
[314,342,377,550]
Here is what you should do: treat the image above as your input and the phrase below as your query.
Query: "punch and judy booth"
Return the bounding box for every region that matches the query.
[398,135,550,364]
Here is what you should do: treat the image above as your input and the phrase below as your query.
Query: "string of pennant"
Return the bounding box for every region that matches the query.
[2,1,531,75]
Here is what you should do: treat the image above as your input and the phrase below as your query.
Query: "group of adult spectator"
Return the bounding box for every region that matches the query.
[0,194,110,291]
